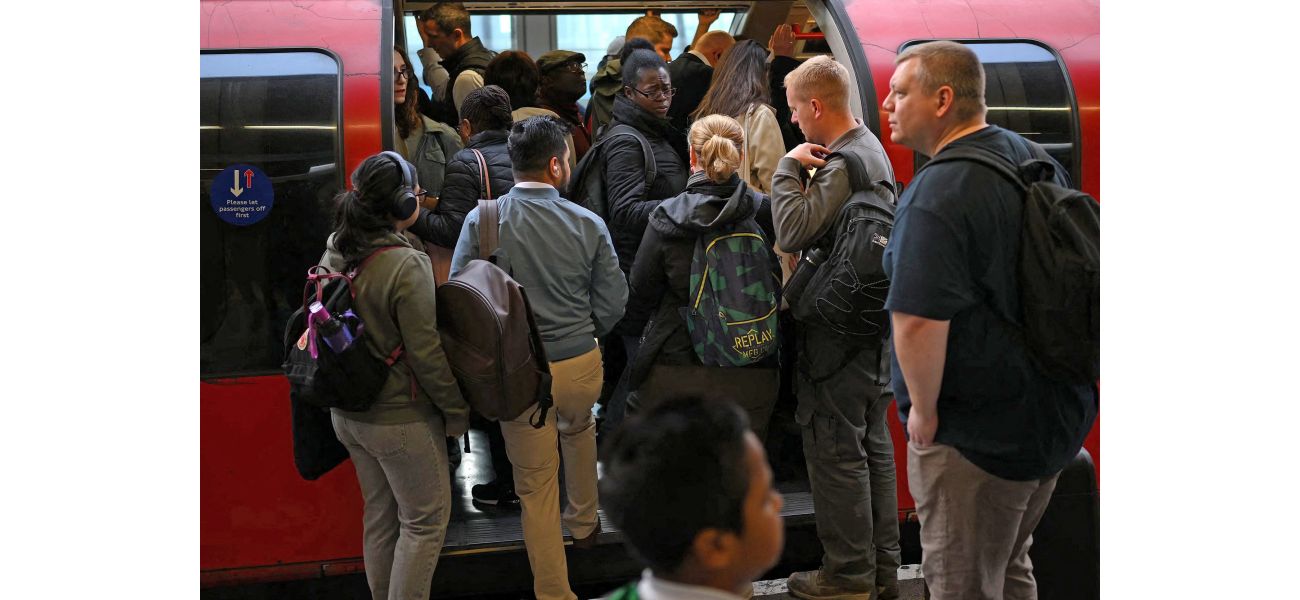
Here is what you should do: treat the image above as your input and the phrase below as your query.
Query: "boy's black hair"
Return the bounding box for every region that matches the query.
[508,116,571,174]
[599,397,752,574]
[621,48,668,87]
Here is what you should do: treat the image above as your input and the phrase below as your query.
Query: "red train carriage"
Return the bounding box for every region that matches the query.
[200,0,1099,591]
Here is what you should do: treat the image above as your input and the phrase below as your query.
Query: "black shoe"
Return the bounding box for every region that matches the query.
[471,480,520,507]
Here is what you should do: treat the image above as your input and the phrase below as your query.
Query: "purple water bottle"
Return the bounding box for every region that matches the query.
[309,301,354,352]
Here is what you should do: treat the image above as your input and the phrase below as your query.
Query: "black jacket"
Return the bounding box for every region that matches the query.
[430,37,495,128]
[666,53,713,134]
[409,130,515,248]
[604,94,689,273]
[625,172,778,388]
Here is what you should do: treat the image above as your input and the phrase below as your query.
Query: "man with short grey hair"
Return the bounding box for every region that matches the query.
[881,40,1096,600]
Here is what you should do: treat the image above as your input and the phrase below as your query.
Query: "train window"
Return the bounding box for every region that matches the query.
[199,50,342,378]
[556,11,738,108]
[904,40,1081,187]
[402,14,518,98]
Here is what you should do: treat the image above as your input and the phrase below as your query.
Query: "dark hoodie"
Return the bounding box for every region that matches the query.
[624,172,777,388]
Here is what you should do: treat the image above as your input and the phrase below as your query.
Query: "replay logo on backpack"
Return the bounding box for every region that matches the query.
[210,164,274,226]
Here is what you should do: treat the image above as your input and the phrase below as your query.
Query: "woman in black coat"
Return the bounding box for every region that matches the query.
[598,49,691,432]
[408,85,517,248]
[624,114,780,442]
[602,49,691,277]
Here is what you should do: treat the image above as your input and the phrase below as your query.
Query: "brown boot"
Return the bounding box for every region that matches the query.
[787,570,873,600]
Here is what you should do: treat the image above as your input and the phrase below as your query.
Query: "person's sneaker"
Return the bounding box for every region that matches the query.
[471,480,520,507]
[787,570,873,600]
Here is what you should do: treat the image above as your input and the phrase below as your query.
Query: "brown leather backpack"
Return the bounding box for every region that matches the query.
[435,191,553,427]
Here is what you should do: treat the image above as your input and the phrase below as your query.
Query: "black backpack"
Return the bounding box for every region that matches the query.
[784,151,897,376]
[569,123,656,221]
[920,145,1099,384]
[282,246,405,413]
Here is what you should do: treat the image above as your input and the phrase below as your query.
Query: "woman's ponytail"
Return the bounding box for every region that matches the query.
[689,114,746,184]
[332,155,405,266]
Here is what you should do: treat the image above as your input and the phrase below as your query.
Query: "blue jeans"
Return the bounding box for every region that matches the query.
[332,412,451,600]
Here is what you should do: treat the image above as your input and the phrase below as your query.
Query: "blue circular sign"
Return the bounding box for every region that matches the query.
[210,164,274,226]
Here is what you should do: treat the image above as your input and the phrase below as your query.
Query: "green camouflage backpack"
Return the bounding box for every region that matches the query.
[683,217,781,367]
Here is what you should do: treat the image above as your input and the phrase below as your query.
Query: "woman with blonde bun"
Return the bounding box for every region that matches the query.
[623,114,781,441]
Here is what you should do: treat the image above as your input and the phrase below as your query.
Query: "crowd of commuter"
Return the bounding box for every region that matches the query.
[321,3,1098,600]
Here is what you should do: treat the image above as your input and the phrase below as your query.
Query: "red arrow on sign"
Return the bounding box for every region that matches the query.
[244,169,254,189]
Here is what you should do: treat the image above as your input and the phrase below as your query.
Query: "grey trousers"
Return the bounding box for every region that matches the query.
[908,443,1059,600]
[796,330,901,591]
[332,412,451,600]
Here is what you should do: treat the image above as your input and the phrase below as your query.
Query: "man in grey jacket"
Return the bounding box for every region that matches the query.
[450,116,627,600]
[771,56,901,600]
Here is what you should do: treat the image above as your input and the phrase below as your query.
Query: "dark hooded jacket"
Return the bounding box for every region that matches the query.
[604,94,689,269]
[624,172,778,388]
[604,94,690,335]
[409,129,515,248]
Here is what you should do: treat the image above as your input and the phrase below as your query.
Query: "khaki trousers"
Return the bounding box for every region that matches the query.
[908,443,1059,600]
[501,347,604,600]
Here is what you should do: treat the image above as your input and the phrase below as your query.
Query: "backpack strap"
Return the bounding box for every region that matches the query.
[920,146,1030,193]
[352,245,404,278]
[604,123,658,196]
[822,150,869,192]
[469,148,492,200]
[811,151,896,251]
[477,199,500,261]
[517,286,554,429]
[823,150,898,197]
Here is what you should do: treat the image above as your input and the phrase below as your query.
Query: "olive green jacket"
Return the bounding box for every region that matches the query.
[322,231,469,434]
[396,116,463,198]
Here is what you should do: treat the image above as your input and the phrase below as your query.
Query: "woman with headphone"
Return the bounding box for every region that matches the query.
[320,152,470,600]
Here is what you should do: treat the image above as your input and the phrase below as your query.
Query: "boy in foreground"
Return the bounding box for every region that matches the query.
[600,397,785,599]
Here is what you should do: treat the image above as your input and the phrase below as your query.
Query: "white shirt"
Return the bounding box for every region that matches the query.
[512,181,554,190]
[636,570,744,600]
[689,49,713,68]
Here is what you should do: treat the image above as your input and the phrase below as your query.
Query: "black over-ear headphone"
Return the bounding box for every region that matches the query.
[379,151,420,219]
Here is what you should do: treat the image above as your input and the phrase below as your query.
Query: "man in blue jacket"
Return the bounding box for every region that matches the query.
[451,116,628,600]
